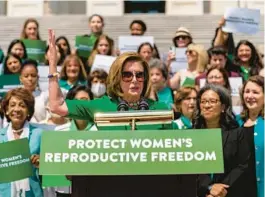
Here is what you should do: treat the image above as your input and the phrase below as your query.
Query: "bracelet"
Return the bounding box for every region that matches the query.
[48,72,60,79]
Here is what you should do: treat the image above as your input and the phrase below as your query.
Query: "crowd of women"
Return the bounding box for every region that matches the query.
[0,13,264,197]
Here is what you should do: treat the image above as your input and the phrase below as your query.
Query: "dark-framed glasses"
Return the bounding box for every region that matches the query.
[122,71,145,82]
[200,99,220,105]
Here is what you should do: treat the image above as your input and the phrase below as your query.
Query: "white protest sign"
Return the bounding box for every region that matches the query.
[118,36,154,54]
[0,64,2,75]
[200,77,243,113]
[170,47,188,75]
[91,55,116,74]
[232,106,242,115]
[38,65,62,91]
[222,8,260,35]
[200,77,243,95]
[229,77,243,96]
[199,78,206,88]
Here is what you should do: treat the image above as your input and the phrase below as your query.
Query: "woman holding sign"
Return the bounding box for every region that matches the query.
[195,84,250,197]
[237,75,264,197]
[169,44,208,89]
[0,88,43,197]
[87,34,114,68]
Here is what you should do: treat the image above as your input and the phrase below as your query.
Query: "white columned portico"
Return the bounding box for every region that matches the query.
[166,0,203,15]
[86,0,123,16]
[7,0,44,17]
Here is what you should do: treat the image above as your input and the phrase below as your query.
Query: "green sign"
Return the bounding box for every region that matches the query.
[22,39,46,63]
[40,129,224,175]
[42,175,71,187]
[182,77,195,87]
[75,36,96,58]
[0,74,21,98]
[0,138,33,183]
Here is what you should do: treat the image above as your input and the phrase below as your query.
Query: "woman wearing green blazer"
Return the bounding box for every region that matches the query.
[46,30,197,197]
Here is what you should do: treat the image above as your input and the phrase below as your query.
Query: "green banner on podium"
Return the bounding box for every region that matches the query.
[40,129,224,176]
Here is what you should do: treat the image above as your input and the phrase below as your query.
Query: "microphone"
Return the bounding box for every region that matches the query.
[117,100,129,111]
[174,112,182,120]
[138,99,149,110]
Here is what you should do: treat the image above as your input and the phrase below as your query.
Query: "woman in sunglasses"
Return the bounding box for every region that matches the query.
[169,44,208,90]
[166,27,193,75]
[47,29,172,196]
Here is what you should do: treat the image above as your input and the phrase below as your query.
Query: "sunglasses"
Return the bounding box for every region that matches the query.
[176,36,189,40]
[185,50,196,55]
[122,71,145,82]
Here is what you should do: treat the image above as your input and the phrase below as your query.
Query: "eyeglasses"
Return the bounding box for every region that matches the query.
[176,36,189,40]
[207,75,223,80]
[200,99,220,105]
[122,71,145,82]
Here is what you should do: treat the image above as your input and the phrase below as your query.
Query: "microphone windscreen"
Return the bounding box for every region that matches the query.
[138,99,149,110]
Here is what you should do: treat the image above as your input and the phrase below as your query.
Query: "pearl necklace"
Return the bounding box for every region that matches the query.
[12,128,23,134]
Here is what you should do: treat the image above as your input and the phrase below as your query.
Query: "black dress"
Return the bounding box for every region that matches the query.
[241,126,257,197]
[197,127,250,197]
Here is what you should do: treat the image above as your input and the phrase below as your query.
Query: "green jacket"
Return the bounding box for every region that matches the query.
[65,96,172,130]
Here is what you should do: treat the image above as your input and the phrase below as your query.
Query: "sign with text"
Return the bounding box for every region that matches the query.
[22,39,46,63]
[222,8,260,35]
[0,138,33,183]
[200,77,243,96]
[91,54,116,74]
[0,74,21,98]
[75,36,96,58]
[40,129,224,175]
[118,36,154,54]
[170,47,188,75]
[38,66,62,91]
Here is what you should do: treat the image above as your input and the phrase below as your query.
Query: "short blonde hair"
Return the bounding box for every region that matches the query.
[60,55,87,81]
[187,44,208,73]
[107,52,150,99]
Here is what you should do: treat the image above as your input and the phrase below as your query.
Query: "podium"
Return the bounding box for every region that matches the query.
[71,174,196,197]
[71,110,196,197]
[40,111,223,197]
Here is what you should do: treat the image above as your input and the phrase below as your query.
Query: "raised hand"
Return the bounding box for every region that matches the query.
[47,29,57,67]
[218,16,226,28]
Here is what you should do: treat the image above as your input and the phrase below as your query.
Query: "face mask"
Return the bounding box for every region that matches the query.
[91,83,106,97]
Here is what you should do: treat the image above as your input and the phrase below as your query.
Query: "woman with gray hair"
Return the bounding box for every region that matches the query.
[195,84,250,197]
